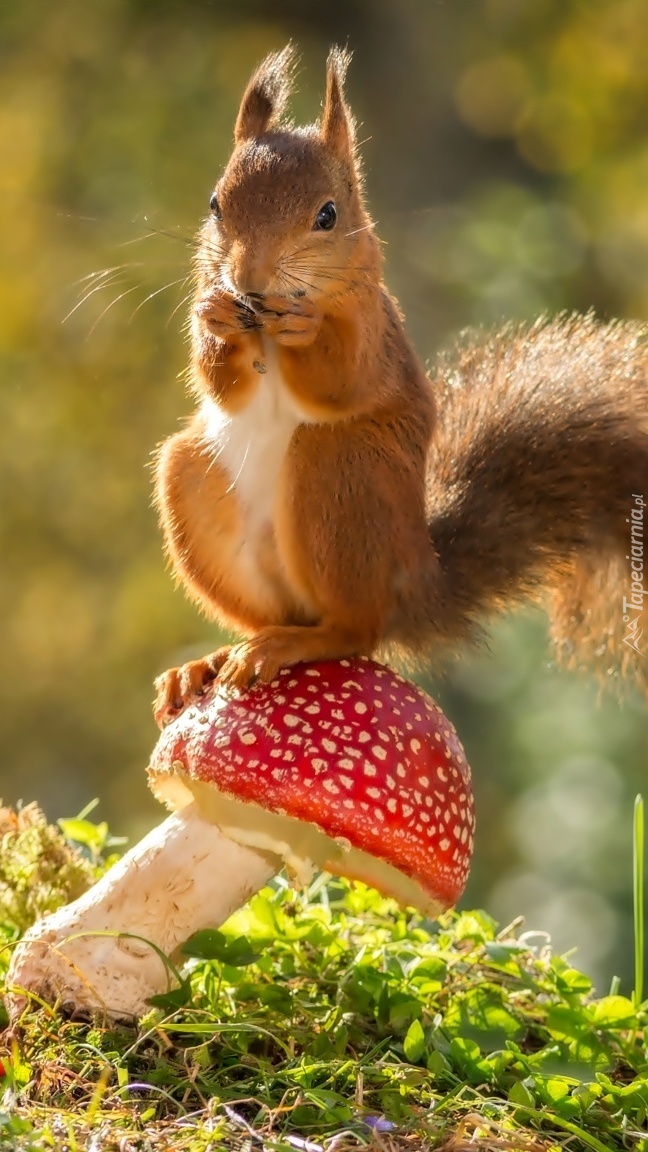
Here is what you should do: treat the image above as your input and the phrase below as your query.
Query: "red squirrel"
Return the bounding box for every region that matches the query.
[153,44,648,728]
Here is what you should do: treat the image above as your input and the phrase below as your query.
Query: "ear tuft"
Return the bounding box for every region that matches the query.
[321,45,355,157]
[235,43,297,144]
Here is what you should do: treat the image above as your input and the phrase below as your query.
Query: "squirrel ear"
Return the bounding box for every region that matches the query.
[321,46,355,157]
[234,43,296,144]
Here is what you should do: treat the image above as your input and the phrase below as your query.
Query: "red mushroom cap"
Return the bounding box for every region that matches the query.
[148,658,475,912]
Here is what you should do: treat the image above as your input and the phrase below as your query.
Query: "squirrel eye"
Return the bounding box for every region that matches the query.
[209,192,221,219]
[313,201,337,231]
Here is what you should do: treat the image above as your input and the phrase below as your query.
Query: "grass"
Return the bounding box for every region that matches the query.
[0,804,645,1151]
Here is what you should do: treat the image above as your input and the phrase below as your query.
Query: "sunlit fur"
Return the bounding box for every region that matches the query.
[153,46,648,725]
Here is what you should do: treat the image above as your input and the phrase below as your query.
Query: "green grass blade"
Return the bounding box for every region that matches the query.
[633,793,645,1008]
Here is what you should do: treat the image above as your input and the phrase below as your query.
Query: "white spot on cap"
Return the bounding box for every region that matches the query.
[283,714,300,728]
[354,701,368,715]
[358,731,371,744]
[305,668,321,676]
[239,731,256,746]
[339,758,354,770]
[372,746,387,761]
[410,738,421,754]
[323,779,339,795]
[339,775,353,790]
[364,763,377,777]
[305,704,320,715]
[322,738,337,753]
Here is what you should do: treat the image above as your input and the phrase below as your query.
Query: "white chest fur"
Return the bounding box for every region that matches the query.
[200,342,310,532]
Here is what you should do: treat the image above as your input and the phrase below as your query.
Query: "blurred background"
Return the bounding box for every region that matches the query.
[1,0,647,993]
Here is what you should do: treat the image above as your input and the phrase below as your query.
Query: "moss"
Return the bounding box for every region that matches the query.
[0,803,94,935]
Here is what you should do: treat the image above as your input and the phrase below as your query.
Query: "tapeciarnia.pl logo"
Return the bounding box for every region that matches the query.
[622,493,645,655]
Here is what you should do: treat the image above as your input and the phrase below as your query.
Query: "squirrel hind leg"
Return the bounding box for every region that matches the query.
[548,553,648,695]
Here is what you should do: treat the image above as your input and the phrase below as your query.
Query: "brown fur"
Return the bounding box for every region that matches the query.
[153,48,648,725]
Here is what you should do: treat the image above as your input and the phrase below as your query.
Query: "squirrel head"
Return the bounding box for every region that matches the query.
[197,45,379,301]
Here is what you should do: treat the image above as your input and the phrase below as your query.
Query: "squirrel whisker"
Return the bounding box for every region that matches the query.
[63,272,128,323]
[128,277,191,324]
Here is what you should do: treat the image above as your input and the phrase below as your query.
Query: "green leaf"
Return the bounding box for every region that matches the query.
[509,1080,536,1107]
[591,995,637,1028]
[546,1004,589,1041]
[147,978,192,1011]
[426,1049,453,1078]
[449,1036,490,1082]
[543,1077,571,1104]
[403,1019,426,1063]
[260,985,293,1014]
[484,941,525,973]
[453,911,497,942]
[572,1083,603,1110]
[182,930,262,966]
[443,985,523,1051]
[58,817,108,856]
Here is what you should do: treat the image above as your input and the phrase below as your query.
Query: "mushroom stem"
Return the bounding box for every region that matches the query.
[6,802,277,1023]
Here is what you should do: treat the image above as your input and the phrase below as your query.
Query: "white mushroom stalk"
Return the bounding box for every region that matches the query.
[6,657,475,1024]
[7,804,277,1022]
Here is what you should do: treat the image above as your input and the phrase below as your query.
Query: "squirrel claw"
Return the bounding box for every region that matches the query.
[195,292,259,338]
[153,648,232,728]
[250,294,320,347]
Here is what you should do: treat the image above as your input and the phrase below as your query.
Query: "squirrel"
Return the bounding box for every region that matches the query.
[153,44,648,728]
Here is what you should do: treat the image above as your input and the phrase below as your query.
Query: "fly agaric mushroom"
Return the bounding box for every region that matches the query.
[6,658,474,1023]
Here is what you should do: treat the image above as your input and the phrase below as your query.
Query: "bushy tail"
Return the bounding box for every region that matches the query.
[425,314,648,687]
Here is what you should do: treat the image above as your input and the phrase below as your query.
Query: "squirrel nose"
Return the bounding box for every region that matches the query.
[236,267,270,296]
[230,243,272,297]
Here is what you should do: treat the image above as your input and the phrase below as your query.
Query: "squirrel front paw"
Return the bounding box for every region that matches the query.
[195,291,260,339]
[153,648,232,728]
[249,294,321,347]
